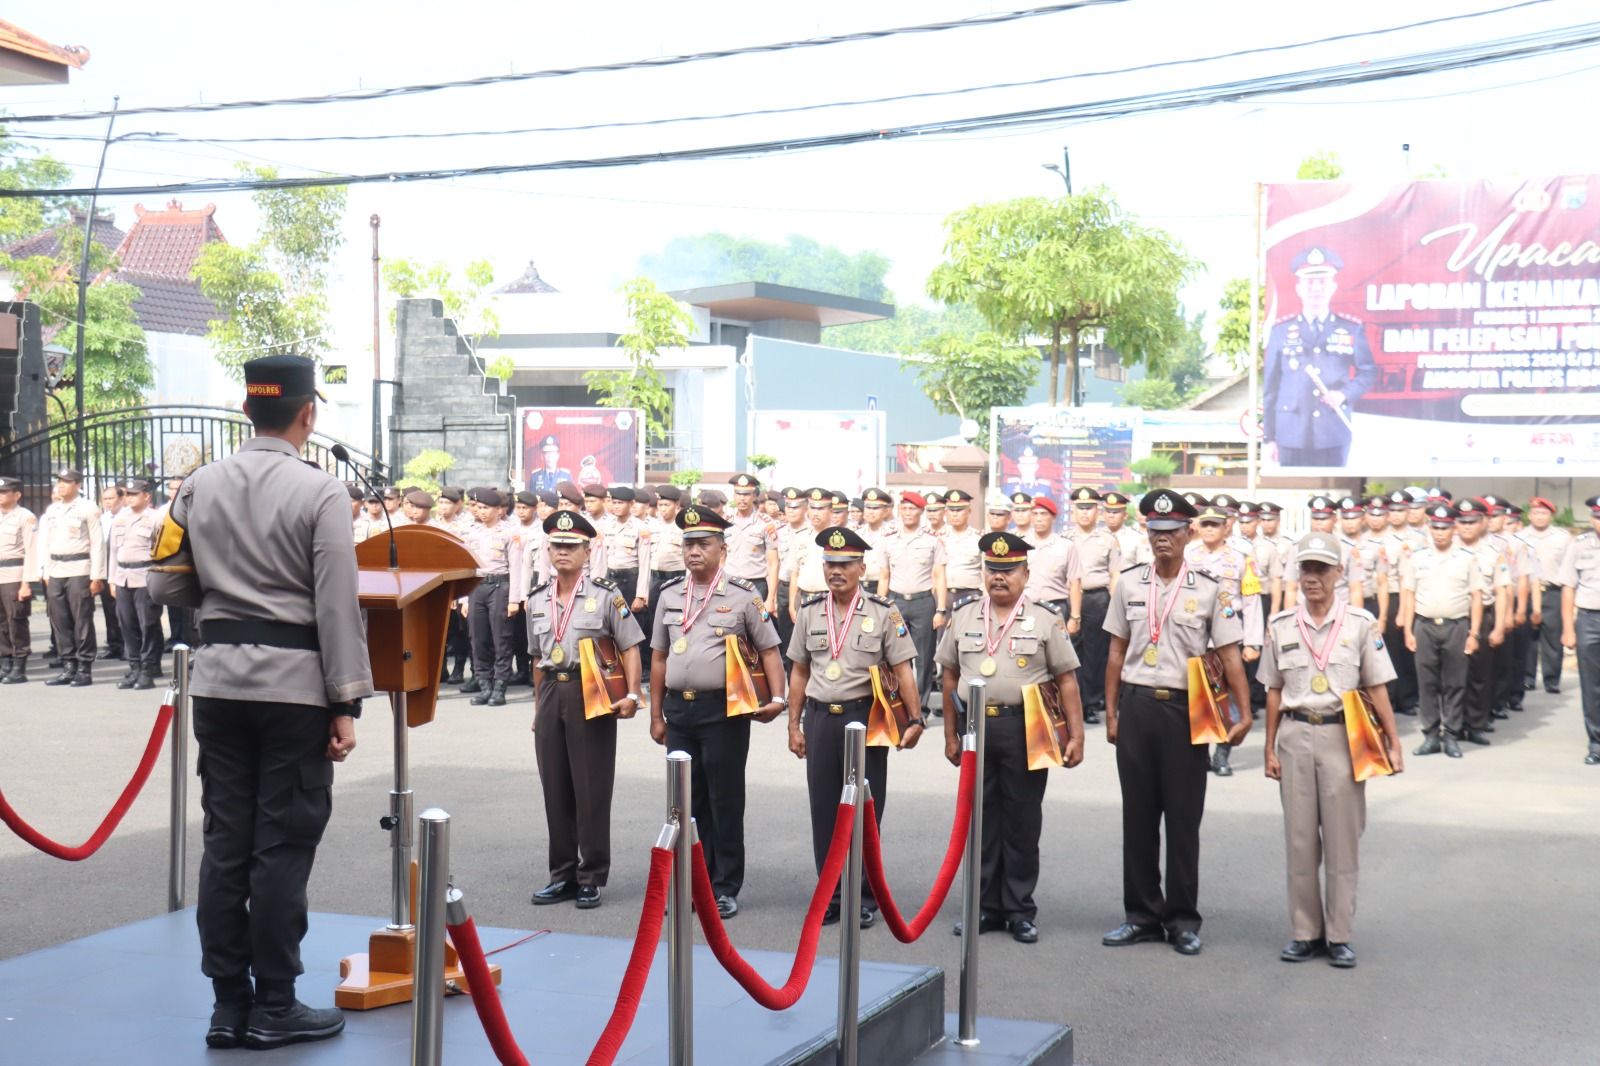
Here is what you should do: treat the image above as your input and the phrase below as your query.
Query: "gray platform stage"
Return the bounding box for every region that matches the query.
[0,910,1070,1065]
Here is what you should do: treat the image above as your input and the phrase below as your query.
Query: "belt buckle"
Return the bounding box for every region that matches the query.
[828,703,844,715]
[1306,711,1326,726]
[986,706,999,717]
[682,689,696,701]
[1434,617,1444,625]
[1154,688,1172,701]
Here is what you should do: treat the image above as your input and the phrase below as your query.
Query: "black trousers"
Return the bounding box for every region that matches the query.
[774,580,794,670]
[1506,617,1530,709]
[168,604,196,648]
[979,713,1050,922]
[114,584,165,668]
[1575,609,1600,757]
[892,592,938,702]
[446,609,471,674]
[45,574,95,665]
[1276,443,1350,467]
[1529,585,1564,689]
[511,601,532,677]
[1464,604,1497,731]
[0,581,30,660]
[1116,687,1208,934]
[664,692,752,899]
[1416,617,1469,739]
[469,579,513,683]
[1073,587,1111,713]
[534,677,617,885]
[98,583,122,655]
[804,701,887,908]
[1387,610,1419,713]
[1246,592,1273,712]
[193,697,335,981]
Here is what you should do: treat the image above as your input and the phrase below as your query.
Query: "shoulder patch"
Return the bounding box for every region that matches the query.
[1120,561,1144,574]
[1036,599,1062,615]
[866,592,894,607]
[801,591,827,607]
[1267,608,1296,624]
[529,580,550,596]
[657,574,687,591]
[1346,605,1375,623]
[728,576,756,591]
[592,576,619,591]
[951,591,983,612]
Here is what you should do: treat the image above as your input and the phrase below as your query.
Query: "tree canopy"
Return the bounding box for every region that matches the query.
[587,277,695,440]
[638,232,891,302]
[905,332,1039,446]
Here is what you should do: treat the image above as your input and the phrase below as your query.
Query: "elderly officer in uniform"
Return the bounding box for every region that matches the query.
[788,525,924,927]
[1102,489,1251,956]
[1260,533,1403,970]
[0,476,38,684]
[1401,502,1483,760]
[1522,497,1571,694]
[148,354,371,1050]
[879,490,948,705]
[1067,487,1121,726]
[40,468,105,687]
[108,479,165,690]
[1262,246,1378,468]
[1557,498,1600,765]
[460,487,518,706]
[937,532,1083,943]
[649,504,785,917]
[527,510,644,910]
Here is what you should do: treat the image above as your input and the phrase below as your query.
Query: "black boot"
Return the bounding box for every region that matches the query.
[0,657,11,682]
[242,977,344,1050]
[133,667,155,690]
[458,678,482,695]
[2,658,27,684]
[71,663,93,687]
[144,660,163,682]
[487,679,508,706]
[446,662,465,685]
[117,667,139,690]
[470,680,493,706]
[44,663,77,686]
[206,975,254,1049]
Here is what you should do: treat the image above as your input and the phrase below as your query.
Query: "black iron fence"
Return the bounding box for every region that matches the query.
[0,405,387,517]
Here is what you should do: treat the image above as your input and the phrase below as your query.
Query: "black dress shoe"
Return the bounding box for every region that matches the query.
[70,666,93,687]
[1280,938,1326,962]
[1490,706,1509,720]
[458,679,483,695]
[446,667,466,685]
[511,668,531,687]
[44,666,76,686]
[1102,922,1165,946]
[1462,728,1492,746]
[133,670,154,690]
[1442,735,1463,758]
[1584,753,1600,766]
[1172,931,1203,956]
[117,671,139,690]
[470,686,492,706]
[822,901,841,925]
[531,881,578,905]
[1083,709,1101,725]
[1212,747,1233,777]
[1327,942,1357,968]
[242,999,345,1050]
[859,906,876,929]
[1008,919,1039,944]
[1413,735,1442,756]
[1545,686,1561,694]
[952,913,1007,936]
[576,885,602,909]
[716,895,738,919]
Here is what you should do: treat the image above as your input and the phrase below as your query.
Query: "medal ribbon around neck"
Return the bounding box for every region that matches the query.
[982,593,1028,656]
[1147,562,1188,652]
[1295,599,1347,675]
[825,587,862,661]
[550,575,586,648]
[680,565,726,636]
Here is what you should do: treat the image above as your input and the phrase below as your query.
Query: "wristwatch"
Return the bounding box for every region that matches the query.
[1070,614,1082,621]
[906,716,926,729]
[624,692,641,704]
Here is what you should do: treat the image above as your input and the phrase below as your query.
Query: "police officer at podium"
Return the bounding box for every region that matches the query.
[149,354,372,1050]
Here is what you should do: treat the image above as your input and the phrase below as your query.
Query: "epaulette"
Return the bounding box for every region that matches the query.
[1036,599,1062,615]
[1346,605,1376,623]
[656,573,686,591]
[592,576,619,591]
[1190,567,1219,582]
[801,591,827,607]
[529,580,550,596]
[950,591,983,612]
[728,576,755,591]
[866,592,894,608]
[1121,562,1145,574]
[1267,608,1296,624]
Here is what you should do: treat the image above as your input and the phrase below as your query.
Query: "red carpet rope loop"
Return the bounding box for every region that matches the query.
[443,915,531,1066]
[863,749,977,943]
[0,702,175,861]
[690,802,854,1011]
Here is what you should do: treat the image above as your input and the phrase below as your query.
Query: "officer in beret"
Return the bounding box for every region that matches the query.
[148,354,370,1048]
[1102,488,1251,956]
[526,509,644,910]
[108,478,165,690]
[880,491,949,708]
[649,504,785,918]
[1400,502,1482,760]
[460,487,518,707]
[788,525,924,927]
[401,490,435,525]
[1262,246,1378,468]
[0,475,38,684]
[937,531,1083,943]
[529,434,574,493]
[1556,497,1600,764]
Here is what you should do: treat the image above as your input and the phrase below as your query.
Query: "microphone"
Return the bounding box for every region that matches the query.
[332,444,398,570]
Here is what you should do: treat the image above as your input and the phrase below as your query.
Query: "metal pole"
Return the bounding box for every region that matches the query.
[1247,181,1264,497]
[166,644,191,912]
[666,750,694,1066]
[957,677,988,1046]
[388,691,414,930]
[370,214,383,467]
[72,97,119,471]
[836,721,867,1066]
[411,808,450,1066]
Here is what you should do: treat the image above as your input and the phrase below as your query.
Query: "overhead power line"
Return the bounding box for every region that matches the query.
[1,2,1125,124]
[8,23,1599,200]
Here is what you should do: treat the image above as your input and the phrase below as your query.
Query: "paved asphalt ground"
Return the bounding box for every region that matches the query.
[2,621,1597,1065]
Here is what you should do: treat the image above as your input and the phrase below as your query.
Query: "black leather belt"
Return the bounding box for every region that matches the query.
[116,559,153,569]
[1082,585,1111,596]
[609,566,639,576]
[1287,709,1344,725]
[984,704,1023,718]
[652,569,683,581]
[478,574,508,586]
[544,670,579,683]
[1126,683,1187,703]
[805,695,873,716]
[892,590,932,602]
[0,557,22,566]
[201,620,320,651]
[668,687,726,703]
[1424,616,1465,625]
[51,552,89,562]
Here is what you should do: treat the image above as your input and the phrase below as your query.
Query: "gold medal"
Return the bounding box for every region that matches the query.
[1310,673,1330,694]
[550,645,565,665]
[584,597,597,613]
[1016,656,1028,668]
[672,637,688,654]
[1143,645,1160,667]
[714,627,724,637]
[861,617,875,633]
[979,657,997,676]
[825,661,843,681]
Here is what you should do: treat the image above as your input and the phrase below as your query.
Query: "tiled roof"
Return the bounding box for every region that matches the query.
[0,19,89,69]
[113,200,227,278]
[1,209,124,263]
[109,271,222,336]
[496,260,559,294]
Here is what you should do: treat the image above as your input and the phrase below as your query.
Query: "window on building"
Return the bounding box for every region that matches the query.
[1093,345,1126,382]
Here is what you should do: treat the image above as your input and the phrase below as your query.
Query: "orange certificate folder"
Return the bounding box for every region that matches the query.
[865,664,910,747]
[1342,690,1396,781]
[724,635,762,718]
[578,638,616,720]
[1021,683,1068,770]
[1186,655,1230,746]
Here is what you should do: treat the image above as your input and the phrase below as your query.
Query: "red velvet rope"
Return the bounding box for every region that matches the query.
[444,914,531,1066]
[690,803,854,1011]
[0,702,175,861]
[862,748,977,943]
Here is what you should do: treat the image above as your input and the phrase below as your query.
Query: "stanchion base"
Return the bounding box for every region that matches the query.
[336,928,502,1010]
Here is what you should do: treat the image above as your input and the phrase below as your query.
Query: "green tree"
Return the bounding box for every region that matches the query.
[588,278,695,439]
[928,188,1196,407]
[1215,277,1263,373]
[0,121,78,245]
[904,332,1038,447]
[1117,378,1186,410]
[385,257,502,388]
[638,233,890,301]
[395,449,456,494]
[191,163,346,379]
[828,301,988,354]
[1297,152,1345,180]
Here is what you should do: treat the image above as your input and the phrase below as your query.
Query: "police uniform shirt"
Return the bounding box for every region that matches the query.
[1105,565,1243,687]
[1464,538,1512,598]
[1507,531,1538,583]
[942,527,983,590]
[652,517,686,573]
[108,506,161,589]
[1257,607,1397,713]
[526,575,645,670]
[725,512,777,581]
[1024,534,1084,603]
[1521,524,1571,589]
[351,514,378,543]
[607,515,651,571]
[773,521,803,581]
[882,528,946,593]
[1113,524,1143,566]
[1556,533,1600,609]
[652,574,781,691]
[1251,533,1284,583]
[788,592,916,701]
[41,496,105,580]
[935,597,1079,705]
[1379,529,1411,590]
[1401,544,1485,620]
[789,532,828,594]
[447,511,475,538]
[463,520,515,579]
[1185,543,1264,646]
[0,504,39,584]
[859,522,895,580]
[1350,534,1388,592]
[1069,526,1122,590]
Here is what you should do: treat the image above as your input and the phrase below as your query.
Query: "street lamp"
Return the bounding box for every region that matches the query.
[1042,147,1071,194]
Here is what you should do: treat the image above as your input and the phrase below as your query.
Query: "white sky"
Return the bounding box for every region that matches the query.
[8,0,1600,352]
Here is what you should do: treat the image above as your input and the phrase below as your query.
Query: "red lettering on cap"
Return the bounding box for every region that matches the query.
[246,384,283,396]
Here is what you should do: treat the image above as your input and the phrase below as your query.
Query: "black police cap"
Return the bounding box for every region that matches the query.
[1140,489,1197,530]
[979,531,1030,570]
[543,509,597,543]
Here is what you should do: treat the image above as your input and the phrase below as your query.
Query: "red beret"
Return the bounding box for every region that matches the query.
[900,491,926,509]
[1529,497,1556,513]
[1031,496,1058,516]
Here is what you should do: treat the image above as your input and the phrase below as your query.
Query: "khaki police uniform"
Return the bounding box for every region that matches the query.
[1105,563,1243,935]
[653,573,781,899]
[936,593,1078,924]
[943,526,983,601]
[772,519,805,666]
[41,493,105,672]
[1070,526,1121,717]
[1462,534,1512,735]
[880,528,947,700]
[1494,529,1531,712]
[1402,544,1484,742]
[1025,533,1084,612]
[1521,522,1571,690]
[1257,606,1396,945]
[0,499,38,673]
[606,514,652,605]
[109,504,165,676]
[1556,531,1600,759]
[724,511,777,599]
[1380,526,1420,714]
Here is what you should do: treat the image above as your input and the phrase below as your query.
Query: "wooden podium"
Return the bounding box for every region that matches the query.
[335,524,501,1009]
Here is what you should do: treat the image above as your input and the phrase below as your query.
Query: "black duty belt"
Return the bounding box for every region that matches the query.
[892,590,932,602]
[50,552,90,562]
[609,566,639,576]
[0,557,23,567]
[984,704,1024,718]
[668,687,726,703]
[543,670,580,683]
[805,695,873,716]
[1082,585,1111,596]
[1125,683,1187,703]
[1287,709,1344,726]
[1423,616,1466,626]
[201,620,320,651]
[116,559,153,570]
[652,569,684,581]
[477,574,508,587]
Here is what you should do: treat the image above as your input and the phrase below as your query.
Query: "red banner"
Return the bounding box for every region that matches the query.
[1262,175,1600,475]
[518,407,640,492]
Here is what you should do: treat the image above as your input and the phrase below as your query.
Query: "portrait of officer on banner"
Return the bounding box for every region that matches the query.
[1262,246,1378,469]
[528,434,575,493]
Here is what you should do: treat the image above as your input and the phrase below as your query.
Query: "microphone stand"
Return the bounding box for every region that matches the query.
[333,444,398,570]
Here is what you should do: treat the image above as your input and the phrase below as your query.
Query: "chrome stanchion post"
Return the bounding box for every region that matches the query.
[387,691,414,930]
[411,808,450,1066]
[166,644,190,913]
[957,677,987,1046]
[666,750,694,1066]
[837,721,867,1066]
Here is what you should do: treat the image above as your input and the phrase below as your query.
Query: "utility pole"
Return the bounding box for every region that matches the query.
[1042,146,1071,195]
[370,214,382,466]
[73,96,119,470]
